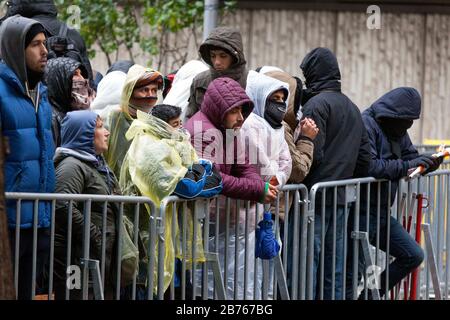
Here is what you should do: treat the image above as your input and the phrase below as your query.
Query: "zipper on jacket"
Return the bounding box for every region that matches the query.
[25,81,40,113]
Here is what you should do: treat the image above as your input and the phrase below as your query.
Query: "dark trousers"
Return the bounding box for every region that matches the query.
[9,228,50,299]
[345,207,424,299]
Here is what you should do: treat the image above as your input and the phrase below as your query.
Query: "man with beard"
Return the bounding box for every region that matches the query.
[0,15,55,299]
[103,65,163,180]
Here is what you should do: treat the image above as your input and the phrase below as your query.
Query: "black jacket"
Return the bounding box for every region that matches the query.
[44,57,88,147]
[362,87,421,212]
[1,0,94,85]
[300,48,370,205]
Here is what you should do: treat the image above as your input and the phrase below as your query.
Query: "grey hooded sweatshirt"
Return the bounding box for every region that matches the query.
[1,14,45,104]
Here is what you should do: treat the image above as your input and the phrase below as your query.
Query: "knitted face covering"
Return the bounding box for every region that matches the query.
[71,79,95,110]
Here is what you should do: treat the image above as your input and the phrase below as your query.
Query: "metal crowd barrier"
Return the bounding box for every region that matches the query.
[156,184,309,300]
[397,169,450,300]
[5,171,450,300]
[307,177,390,300]
[307,169,450,301]
[5,193,157,300]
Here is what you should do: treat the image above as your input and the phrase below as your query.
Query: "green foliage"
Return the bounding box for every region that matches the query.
[2,0,236,68]
[54,0,143,62]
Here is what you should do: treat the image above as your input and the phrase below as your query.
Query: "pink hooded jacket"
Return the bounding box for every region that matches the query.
[185,77,265,202]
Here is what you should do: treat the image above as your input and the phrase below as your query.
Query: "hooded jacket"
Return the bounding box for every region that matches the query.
[1,0,94,85]
[185,77,266,202]
[103,65,163,180]
[300,47,370,204]
[259,66,300,131]
[163,59,209,122]
[44,57,88,147]
[0,15,55,229]
[362,87,421,210]
[91,70,127,111]
[257,67,314,183]
[53,110,118,296]
[242,70,292,186]
[185,27,248,119]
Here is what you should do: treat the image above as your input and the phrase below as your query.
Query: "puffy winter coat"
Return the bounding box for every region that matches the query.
[185,77,266,202]
[0,16,55,229]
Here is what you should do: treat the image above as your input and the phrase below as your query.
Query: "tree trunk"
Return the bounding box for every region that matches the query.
[0,134,15,299]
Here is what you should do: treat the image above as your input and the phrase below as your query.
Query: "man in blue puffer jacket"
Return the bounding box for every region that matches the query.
[346,87,442,299]
[0,15,55,299]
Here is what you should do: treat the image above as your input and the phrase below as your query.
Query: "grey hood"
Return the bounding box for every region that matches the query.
[0,15,44,88]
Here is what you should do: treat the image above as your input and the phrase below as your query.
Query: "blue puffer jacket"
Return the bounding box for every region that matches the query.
[0,62,55,229]
[362,87,420,210]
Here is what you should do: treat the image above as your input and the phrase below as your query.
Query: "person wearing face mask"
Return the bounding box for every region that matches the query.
[44,57,94,147]
[345,87,441,300]
[242,70,292,187]
[299,47,371,300]
[238,70,292,299]
[103,64,163,180]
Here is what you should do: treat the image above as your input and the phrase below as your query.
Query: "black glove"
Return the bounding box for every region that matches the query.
[407,155,435,170]
[423,155,443,174]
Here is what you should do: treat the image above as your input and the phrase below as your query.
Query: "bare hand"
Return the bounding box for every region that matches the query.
[263,184,278,203]
[300,117,319,140]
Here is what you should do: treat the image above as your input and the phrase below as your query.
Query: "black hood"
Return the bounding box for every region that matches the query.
[1,0,57,22]
[106,60,134,75]
[300,47,341,92]
[44,57,87,113]
[365,87,421,121]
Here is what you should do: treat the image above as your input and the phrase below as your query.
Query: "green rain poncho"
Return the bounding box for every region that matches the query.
[120,110,205,294]
[103,65,163,180]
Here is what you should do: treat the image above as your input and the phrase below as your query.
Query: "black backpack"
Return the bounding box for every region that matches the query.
[46,23,83,64]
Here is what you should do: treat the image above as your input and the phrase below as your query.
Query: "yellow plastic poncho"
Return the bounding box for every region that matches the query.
[120,110,205,294]
[103,65,163,179]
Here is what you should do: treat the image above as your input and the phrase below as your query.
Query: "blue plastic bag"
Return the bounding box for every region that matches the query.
[255,212,280,259]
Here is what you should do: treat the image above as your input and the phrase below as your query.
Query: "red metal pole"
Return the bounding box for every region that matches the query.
[410,194,424,300]
[403,214,414,300]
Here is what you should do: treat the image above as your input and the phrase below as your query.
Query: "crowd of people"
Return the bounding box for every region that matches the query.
[0,0,444,300]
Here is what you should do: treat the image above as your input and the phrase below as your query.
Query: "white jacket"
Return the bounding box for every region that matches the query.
[91,70,127,111]
[163,60,208,122]
[242,70,292,186]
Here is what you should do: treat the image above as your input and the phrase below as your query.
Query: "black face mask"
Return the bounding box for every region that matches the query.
[264,100,287,129]
[379,118,413,140]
